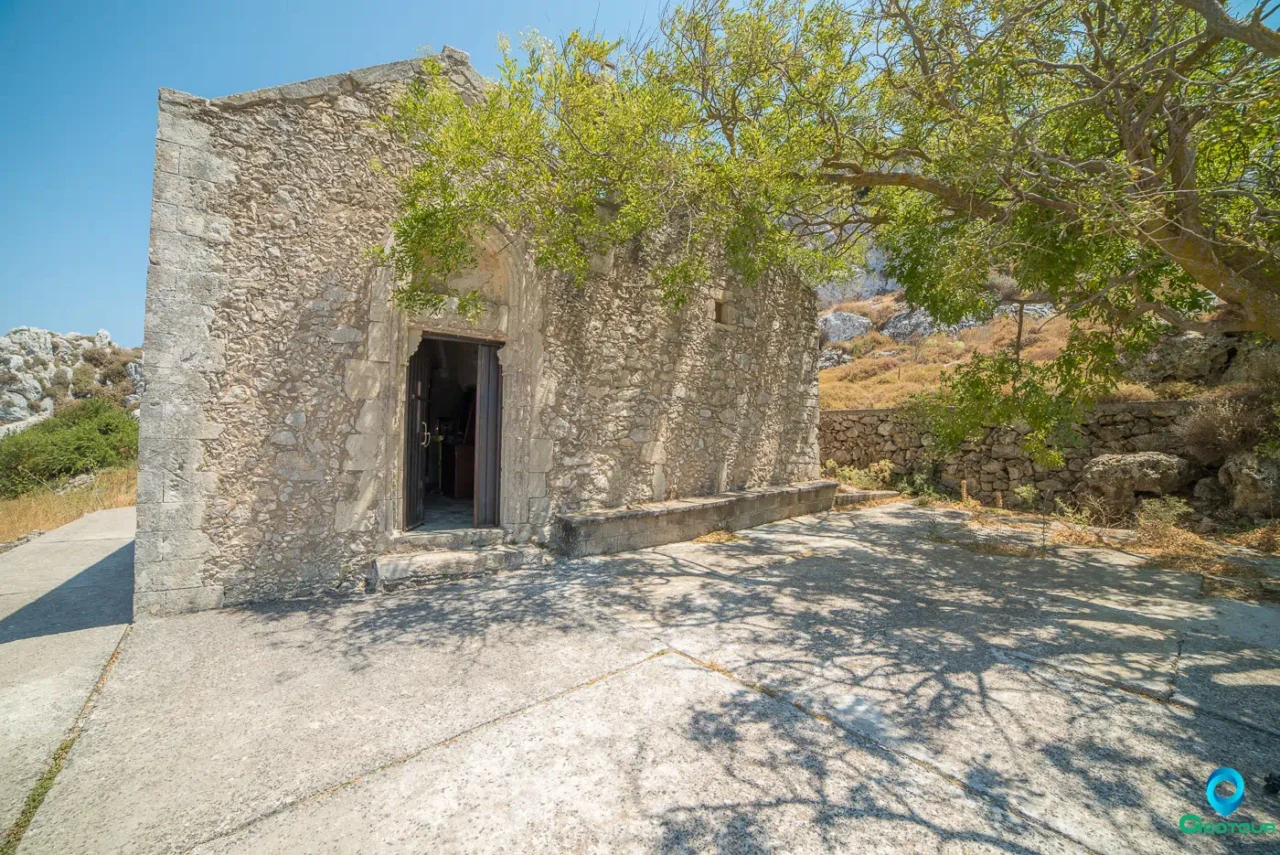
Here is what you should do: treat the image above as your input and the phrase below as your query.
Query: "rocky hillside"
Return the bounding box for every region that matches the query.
[0,328,143,426]
[814,257,1280,409]
[814,262,1077,409]
[814,247,899,309]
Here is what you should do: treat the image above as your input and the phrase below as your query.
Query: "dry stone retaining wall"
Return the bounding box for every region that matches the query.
[819,401,1196,506]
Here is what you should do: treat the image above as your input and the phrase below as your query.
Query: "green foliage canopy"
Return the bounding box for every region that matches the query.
[380,0,1280,451]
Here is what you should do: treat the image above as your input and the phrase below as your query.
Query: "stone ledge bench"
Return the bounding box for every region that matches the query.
[551,480,839,558]
[833,489,901,508]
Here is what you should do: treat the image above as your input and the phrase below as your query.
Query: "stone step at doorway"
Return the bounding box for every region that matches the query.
[389,527,506,553]
[370,543,552,592]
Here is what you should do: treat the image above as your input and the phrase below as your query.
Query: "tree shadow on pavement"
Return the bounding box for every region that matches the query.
[565,505,1280,854]
[228,503,1280,854]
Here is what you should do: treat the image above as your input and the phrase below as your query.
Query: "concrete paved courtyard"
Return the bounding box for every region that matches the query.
[0,508,134,837]
[5,503,1280,853]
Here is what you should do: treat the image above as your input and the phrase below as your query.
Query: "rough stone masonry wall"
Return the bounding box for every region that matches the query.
[819,401,1195,506]
[536,259,821,520]
[136,52,488,615]
[136,51,821,615]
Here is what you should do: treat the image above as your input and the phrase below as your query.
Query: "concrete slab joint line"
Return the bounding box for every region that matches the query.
[1002,645,1280,740]
[182,649,676,852]
[0,507,136,843]
[64,636,1098,855]
[1,626,132,854]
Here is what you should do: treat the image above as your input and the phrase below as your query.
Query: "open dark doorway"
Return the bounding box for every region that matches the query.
[404,335,502,531]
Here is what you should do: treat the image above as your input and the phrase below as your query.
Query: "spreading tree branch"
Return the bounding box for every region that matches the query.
[1170,0,1280,57]
[819,165,1002,218]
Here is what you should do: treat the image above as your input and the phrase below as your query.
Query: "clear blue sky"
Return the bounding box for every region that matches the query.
[0,0,654,346]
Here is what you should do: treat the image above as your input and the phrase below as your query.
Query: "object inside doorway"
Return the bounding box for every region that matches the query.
[404,335,502,531]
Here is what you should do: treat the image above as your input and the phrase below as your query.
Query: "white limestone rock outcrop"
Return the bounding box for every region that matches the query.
[856,246,900,298]
[0,393,30,422]
[879,308,983,341]
[1076,451,1195,513]
[880,308,936,340]
[817,348,852,370]
[815,279,862,308]
[815,248,901,307]
[994,302,1055,320]
[1219,452,1280,519]
[0,327,142,424]
[819,312,874,343]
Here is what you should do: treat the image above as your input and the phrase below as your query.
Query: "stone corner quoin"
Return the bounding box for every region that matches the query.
[135,50,825,617]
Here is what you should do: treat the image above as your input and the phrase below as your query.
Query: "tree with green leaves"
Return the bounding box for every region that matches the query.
[380,0,1279,455]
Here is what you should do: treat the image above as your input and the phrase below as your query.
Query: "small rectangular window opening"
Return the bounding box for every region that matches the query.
[713,300,728,324]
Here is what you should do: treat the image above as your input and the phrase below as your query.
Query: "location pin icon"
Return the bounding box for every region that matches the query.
[1206,767,1245,817]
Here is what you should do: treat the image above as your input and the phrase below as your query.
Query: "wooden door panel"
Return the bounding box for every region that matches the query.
[475,344,502,527]
[403,341,431,530]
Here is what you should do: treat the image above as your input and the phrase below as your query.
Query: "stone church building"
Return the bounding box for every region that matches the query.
[135,49,831,616]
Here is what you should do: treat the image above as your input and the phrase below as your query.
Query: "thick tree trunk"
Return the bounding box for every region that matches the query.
[1139,220,1280,340]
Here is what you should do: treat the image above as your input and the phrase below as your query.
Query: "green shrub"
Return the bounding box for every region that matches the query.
[0,399,138,497]
[899,470,943,505]
[80,347,113,368]
[70,363,98,397]
[1135,496,1192,529]
[823,458,894,490]
[1012,483,1040,509]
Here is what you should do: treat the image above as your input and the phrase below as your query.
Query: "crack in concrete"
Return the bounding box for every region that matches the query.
[998,649,1177,704]
[1000,647,1280,740]
[1167,636,1185,699]
[180,648,674,854]
[1,624,132,855]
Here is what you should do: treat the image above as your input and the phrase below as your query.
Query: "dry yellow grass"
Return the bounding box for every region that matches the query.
[1098,382,1161,403]
[817,297,1267,410]
[1126,519,1265,580]
[925,529,1048,558]
[1204,576,1280,604]
[693,529,742,544]
[830,293,903,327]
[1050,525,1110,548]
[0,467,137,545]
[933,499,1274,601]
[1226,521,1280,554]
[819,313,1087,409]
